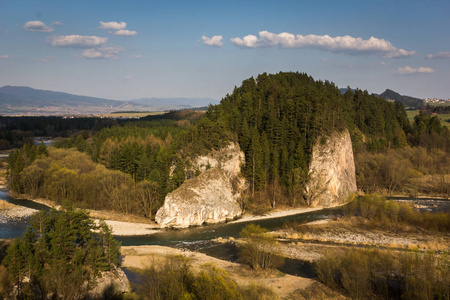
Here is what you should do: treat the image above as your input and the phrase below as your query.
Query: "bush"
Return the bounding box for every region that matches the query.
[344,194,450,232]
[316,249,450,300]
[238,224,284,270]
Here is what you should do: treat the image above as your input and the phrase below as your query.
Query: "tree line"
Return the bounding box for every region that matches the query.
[0,206,121,299]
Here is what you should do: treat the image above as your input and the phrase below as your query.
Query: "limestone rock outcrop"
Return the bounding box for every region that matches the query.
[190,142,245,178]
[305,129,357,207]
[155,168,243,228]
[156,142,245,228]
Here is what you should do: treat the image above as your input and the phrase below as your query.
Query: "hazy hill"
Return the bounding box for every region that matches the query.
[0,86,219,115]
[0,85,123,108]
[379,89,424,108]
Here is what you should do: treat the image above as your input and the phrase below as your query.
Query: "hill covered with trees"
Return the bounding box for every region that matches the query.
[379,88,424,109]
[5,72,450,217]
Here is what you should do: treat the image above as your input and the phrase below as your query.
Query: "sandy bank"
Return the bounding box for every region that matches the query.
[0,200,37,223]
[231,204,342,224]
[95,219,160,236]
[121,245,313,298]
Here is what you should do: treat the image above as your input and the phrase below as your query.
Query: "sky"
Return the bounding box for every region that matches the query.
[0,0,449,101]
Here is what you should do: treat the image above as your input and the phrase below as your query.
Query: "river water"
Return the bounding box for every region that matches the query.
[1,191,449,248]
[0,188,339,244]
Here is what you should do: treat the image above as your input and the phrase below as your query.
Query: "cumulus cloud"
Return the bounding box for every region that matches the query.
[201,35,223,47]
[23,20,54,33]
[230,31,415,58]
[396,66,434,75]
[82,46,124,60]
[51,21,62,26]
[99,21,127,30]
[40,56,55,63]
[0,55,9,59]
[99,21,137,36]
[46,35,107,48]
[113,29,137,36]
[426,51,450,59]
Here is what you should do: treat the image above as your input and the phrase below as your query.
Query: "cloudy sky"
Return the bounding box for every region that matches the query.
[0,0,449,100]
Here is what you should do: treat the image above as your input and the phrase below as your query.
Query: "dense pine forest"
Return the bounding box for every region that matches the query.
[5,72,450,218]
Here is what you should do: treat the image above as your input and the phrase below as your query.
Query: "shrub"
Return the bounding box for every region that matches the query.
[238,224,284,270]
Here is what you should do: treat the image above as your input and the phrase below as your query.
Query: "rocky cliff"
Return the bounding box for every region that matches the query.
[305,129,357,206]
[156,142,245,228]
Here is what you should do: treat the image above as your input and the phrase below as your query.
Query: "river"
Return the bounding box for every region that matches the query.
[1,191,449,248]
[0,188,339,245]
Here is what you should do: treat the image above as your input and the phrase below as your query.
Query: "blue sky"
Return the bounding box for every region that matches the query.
[0,0,449,100]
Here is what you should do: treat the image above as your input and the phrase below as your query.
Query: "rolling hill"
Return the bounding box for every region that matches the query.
[0,86,218,115]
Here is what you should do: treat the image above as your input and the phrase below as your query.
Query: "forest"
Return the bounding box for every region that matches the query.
[5,72,450,219]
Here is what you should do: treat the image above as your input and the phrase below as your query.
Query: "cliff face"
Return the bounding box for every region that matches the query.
[156,142,245,228]
[305,129,357,207]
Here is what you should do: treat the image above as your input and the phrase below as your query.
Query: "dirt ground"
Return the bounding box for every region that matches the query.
[121,245,314,299]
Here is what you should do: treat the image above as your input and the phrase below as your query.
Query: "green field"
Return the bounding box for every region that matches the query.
[101,111,165,118]
[406,109,450,128]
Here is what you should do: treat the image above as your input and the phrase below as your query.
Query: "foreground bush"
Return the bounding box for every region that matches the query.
[316,248,450,300]
[238,224,284,270]
[135,255,276,299]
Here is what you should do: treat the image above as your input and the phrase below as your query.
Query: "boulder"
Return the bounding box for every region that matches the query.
[155,168,242,228]
[305,129,357,206]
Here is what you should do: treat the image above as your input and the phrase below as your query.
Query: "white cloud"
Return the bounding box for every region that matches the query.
[230,31,415,58]
[426,51,450,59]
[396,66,434,75]
[0,55,9,59]
[40,56,55,63]
[23,20,54,33]
[51,21,62,26]
[99,21,127,30]
[99,21,137,36]
[46,35,107,48]
[82,46,124,60]
[113,29,137,36]
[131,54,143,59]
[201,35,223,47]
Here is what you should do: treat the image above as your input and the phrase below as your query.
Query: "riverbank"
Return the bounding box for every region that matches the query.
[121,245,315,299]
[0,199,37,223]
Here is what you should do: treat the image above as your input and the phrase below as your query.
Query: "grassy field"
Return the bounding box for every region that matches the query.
[101,111,165,118]
[406,109,450,128]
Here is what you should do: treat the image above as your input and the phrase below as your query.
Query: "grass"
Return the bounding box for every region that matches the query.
[406,109,450,128]
[101,111,165,118]
[0,199,14,210]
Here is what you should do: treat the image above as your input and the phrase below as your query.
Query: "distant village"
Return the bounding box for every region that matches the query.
[424,97,450,104]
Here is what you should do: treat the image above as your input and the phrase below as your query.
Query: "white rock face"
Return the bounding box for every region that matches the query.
[191,142,244,178]
[155,169,242,228]
[156,142,245,228]
[305,129,357,207]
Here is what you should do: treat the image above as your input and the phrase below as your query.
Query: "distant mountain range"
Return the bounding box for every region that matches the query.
[340,87,424,109]
[0,85,219,115]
